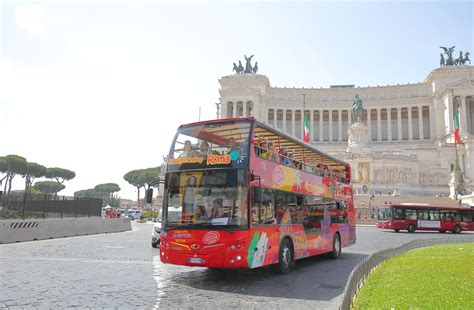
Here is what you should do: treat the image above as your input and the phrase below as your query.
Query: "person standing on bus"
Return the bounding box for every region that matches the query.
[183,176,197,217]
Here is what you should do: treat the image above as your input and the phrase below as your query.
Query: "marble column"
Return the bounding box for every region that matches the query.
[283,109,287,134]
[377,108,382,141]
[233,102,237,118]
[329,110,333,142]
[310,110,314,141]
[460,97,468,135]
[418,106,424,140]
[367,108,372,141]
[292,109,296,136]
[274,109,278,128]
[447,93,454,136]
[243,102,247,118]
[408,107,413,140]
[397,108,402,141]
[387,108,392,141]
[319,110,324,142]
[429,104,435,140]
[338,110,342,142]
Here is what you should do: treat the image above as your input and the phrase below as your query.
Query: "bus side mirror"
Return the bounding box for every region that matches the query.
[146,188,153,204]
[253,186,263,204]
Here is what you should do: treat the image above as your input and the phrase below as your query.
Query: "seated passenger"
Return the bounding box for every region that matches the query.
[268,142,279,162]
[228,137,242,154]
[210,199,224,218]
[254,137,262,157]
[179,140,196,157]
[281,149,293,167]
[259,141,269,159]
[199,141,211,156]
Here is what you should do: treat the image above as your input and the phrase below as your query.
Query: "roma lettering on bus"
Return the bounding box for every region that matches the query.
[206,154,231,165]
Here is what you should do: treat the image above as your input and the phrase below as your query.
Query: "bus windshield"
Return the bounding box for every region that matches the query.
[377,207,392,220]
[163,169,249,229]
[167,120,252,172]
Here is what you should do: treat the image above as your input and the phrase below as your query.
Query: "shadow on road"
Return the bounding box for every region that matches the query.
[161,251,368,302]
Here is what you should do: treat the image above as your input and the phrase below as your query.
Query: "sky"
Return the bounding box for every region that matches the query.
[1,0,473,200]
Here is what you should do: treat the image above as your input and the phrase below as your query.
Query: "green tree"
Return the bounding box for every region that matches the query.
[3,155,28,197]
[95,183,121,198]
[124,169,146,203]
[45,167,76,185]
[74,188,102,198]
[141,167,162,192]
[22,162,47,193]
[45,167,75,197]
[33,181,65,195]
[0,157,7,193]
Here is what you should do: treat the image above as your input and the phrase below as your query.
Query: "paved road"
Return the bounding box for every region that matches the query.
[1,223,473,309]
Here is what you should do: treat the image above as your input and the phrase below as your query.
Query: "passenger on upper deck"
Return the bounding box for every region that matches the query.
[268,141,279,162]
[179,140,196,158]
[227,137,242,154]
[259,141,269,159]
[281,148,293,167]
[199,141,211,156]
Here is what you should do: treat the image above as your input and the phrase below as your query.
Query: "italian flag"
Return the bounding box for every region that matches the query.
[454,108,461,145]
[303,113,310,143]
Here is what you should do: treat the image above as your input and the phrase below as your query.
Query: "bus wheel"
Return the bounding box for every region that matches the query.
[328,233,341,259]
[408,224,416,233]
[439,230,446,233]
[273,238,294,274]
[394,229,400,233]
[453,225,462,234]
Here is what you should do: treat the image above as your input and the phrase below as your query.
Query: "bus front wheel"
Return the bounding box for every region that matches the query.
[328,233,341,259]
[394,229,400,233]
[407,224,416,233]
[273,238,294,274]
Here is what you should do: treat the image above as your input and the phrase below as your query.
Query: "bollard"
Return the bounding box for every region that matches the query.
[22,191,27,219]
[61,196,64,219]
[42,194,47,219]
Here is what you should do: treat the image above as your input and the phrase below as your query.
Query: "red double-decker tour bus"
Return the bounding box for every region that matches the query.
[158,118,355,273]
[376,204,474,234]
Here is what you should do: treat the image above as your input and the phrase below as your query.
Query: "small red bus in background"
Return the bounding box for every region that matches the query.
[376,204,474,233]
[157,118,355,273]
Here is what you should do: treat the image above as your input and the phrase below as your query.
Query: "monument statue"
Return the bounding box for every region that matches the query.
[253,61,258,73]
[461,52,470,65]
[455,51,464,65]
[238,60,244,73]
[351,94,366,123]
[440,53,445,66]
[244,55,254,73]
[440,46,456,66]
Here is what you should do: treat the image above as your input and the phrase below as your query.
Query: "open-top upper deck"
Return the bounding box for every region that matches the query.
[168,118,350,182]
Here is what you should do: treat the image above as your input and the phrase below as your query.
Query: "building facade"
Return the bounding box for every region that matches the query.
[218,65,474,197]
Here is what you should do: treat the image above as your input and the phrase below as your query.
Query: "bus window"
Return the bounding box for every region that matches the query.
[441,211,461,221]
[461,211,473,222]
[393,207,404,220]
[429,210,440,221]
[417,209,429,221]
[252,188,275,225]
[405,209,417,220]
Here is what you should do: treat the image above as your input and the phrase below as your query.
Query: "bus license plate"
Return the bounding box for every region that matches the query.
[189,257,203,264]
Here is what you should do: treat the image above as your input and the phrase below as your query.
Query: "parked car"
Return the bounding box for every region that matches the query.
[151,207,181,248]
[125,209,142,220]
[152,216,162,248]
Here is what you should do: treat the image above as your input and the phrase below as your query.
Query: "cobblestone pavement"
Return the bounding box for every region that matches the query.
[1,223,473,309]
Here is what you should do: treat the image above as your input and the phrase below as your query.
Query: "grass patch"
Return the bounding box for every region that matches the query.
[352,243,474,309]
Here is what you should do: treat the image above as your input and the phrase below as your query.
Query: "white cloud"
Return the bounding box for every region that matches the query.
[14,5,47,37]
